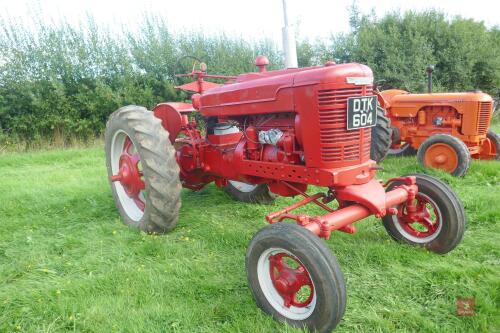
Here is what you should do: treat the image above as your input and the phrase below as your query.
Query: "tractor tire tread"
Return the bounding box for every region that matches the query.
[105,105,182,234]
[246,223,346,333]
[370,105,392,162]
[382,174,465,254]
[487,130,500,160]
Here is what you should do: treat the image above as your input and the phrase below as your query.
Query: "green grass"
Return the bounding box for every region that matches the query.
[0,148,499,333]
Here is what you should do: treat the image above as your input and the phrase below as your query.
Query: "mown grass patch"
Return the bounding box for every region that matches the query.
[0,148,499,332]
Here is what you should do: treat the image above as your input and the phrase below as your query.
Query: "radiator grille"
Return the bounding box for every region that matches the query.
[317,86,372,163]
[477,102,492,135]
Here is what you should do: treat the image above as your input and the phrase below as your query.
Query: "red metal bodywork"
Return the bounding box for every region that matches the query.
[144,59,424,239]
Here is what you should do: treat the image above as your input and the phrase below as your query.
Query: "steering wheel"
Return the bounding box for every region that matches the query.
[173,55,207,87]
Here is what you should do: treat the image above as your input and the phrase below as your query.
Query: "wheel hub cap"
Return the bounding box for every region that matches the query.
[434,154,447,164]
[398,194,440,239]
[424,143,458,172]
[113,154,144,196]
[111,136,145,211]
[269,253,314,308]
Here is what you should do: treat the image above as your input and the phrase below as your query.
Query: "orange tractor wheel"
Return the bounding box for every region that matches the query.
[417,134,471,177]
[477,130,500,160]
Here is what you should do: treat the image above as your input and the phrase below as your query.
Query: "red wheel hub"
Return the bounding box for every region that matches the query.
[269,253,314,308]
[111,136,146,211]
[398,194,440,238]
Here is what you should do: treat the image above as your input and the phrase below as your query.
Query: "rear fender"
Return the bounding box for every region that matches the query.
[153,102,195,143]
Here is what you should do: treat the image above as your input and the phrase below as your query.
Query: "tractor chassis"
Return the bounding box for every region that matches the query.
[266,177,418,240]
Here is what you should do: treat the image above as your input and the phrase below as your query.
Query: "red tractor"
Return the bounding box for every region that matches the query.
[105,56,465,332]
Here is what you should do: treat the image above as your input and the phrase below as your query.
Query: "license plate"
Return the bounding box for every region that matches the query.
[347,96,377,130]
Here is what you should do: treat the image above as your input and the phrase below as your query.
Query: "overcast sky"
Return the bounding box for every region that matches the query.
[2,0,499,44]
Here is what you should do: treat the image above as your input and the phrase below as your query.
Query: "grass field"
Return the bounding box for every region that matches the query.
[0,145,499,332]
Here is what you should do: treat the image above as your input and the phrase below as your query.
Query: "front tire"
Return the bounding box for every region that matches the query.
[417,134,471,177]
[382,174,465,254]
[246,223,346,333]
[105,105,182,233]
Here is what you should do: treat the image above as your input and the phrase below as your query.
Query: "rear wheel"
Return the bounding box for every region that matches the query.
[225,180,276,204]
[246,223,346,333]
[478,130,500,160]
[388,142,416,156]
[417,134,471,177]
[370,105,392,162]
[382,174,465,254]
[105,105,182,233]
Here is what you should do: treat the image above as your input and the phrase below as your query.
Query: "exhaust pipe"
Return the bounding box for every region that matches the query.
[282,0,298,68]
[426,65,434,93]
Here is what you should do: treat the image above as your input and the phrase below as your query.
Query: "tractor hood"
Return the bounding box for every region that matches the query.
[199,63,373,117]
[380,89,493,117]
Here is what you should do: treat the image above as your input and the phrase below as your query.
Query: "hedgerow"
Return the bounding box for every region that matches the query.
[0,9,498,145]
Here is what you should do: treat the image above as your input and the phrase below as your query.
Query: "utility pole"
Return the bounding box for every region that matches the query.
[282,0,298,68]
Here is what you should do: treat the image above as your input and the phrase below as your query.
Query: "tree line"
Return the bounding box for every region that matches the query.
[0,8,498,145]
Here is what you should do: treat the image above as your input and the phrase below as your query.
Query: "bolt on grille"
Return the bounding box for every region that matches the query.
[317,86,372,163]
[477,102,492,135]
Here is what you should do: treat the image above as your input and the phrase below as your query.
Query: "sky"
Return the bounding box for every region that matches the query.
[1,0,499,45]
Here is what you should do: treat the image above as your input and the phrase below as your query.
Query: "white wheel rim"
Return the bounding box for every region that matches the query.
[257,247,317,320]
[111,130,145,222]
[228,180,258,193]
[393,193,443,243]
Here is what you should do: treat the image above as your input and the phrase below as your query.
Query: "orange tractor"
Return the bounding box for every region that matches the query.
[375,66,499,176]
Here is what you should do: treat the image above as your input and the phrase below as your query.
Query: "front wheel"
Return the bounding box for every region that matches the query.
[417,134,471,177]
[382,174,466,254]
[246,223,346,333]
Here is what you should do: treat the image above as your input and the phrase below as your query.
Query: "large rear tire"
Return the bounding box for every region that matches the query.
[246,223,346,333]
[382,174,465,254]
[417,134,471,177]
[370,105,392,162]
[105,105,182,233]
